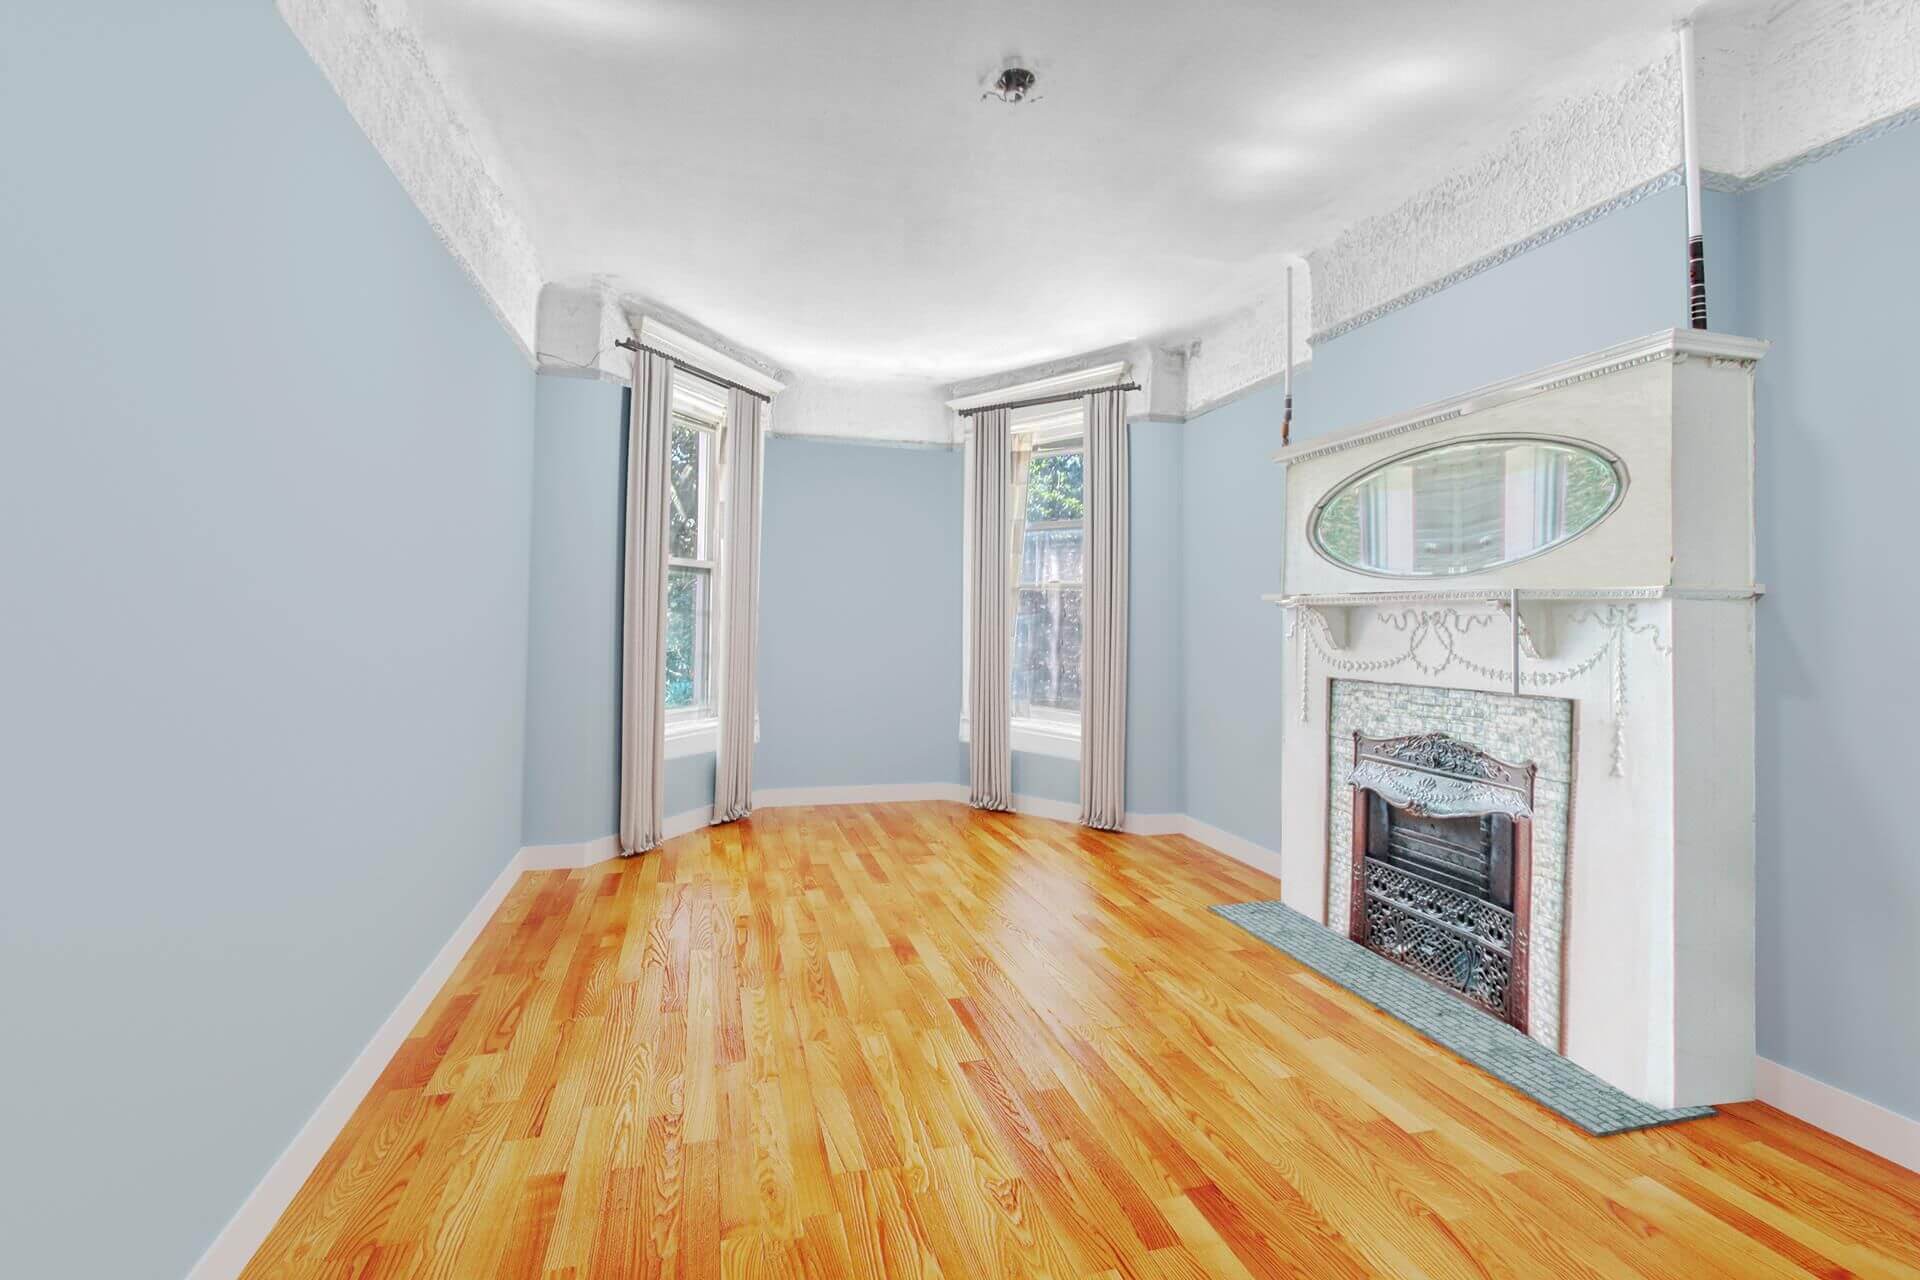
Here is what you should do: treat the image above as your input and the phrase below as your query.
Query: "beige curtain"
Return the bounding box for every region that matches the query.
[712,388,765,824]
[1079,389,1129,830]
[618,350,674,854]
[967,408,1013,810]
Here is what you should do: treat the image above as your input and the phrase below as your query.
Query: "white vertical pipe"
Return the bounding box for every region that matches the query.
[1510,588,1523,697]
[1282,265,1295,445]
[1678,20,1708,328]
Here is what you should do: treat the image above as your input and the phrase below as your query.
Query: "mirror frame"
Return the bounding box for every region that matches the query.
[1306,432,1631,580]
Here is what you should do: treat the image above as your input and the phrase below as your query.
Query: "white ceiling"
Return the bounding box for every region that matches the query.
[406,0,1708,381]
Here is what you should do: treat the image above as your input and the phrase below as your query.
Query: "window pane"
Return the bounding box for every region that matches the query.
[1011,442,1085,723]
[1024,450,1084,523]
[666,566,710,712]
[1021,526,1083,586]
[1014,585,1083,717]
[669,422,703,560]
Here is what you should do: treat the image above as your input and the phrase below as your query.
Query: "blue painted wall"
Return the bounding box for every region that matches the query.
[0,4,536,1277]
[521,377,725,840]
[1306,184,1742,426]
[1741,120,1920,1124]
[1180,386,1291,848]
[523,376,626,843]
[757,438,967,789]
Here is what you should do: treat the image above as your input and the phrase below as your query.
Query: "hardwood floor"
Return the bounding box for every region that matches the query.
[241,802,1920,1279]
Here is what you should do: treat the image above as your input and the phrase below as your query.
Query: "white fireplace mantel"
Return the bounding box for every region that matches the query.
[1270,330,1766,1111]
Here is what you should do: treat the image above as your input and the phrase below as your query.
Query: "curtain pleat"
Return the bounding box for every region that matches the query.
[967,408,1014,811]
[712,388,765,824]
[618,351,674,854]
[1079,389,1129,830]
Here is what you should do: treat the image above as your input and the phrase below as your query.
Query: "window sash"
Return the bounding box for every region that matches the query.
[665,377,725,723]
[1012,432,1084,723]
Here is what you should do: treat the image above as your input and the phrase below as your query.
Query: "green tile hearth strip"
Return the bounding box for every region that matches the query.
[1211,900,1715,1136]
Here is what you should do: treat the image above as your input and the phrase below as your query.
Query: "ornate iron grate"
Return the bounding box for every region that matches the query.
[1361,843,1516,1017]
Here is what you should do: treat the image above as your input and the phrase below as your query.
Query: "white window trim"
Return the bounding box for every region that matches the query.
[636,317,786,397]
[956,713,1081,760]
[944,359,1127,413]
[957,366,1122,763]
[664,713,760,760]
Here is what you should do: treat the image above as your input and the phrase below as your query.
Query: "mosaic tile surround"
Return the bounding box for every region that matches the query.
[1328,679,1573,1052]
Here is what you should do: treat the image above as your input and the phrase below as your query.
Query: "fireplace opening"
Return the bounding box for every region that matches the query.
[1346,732,1536,1031]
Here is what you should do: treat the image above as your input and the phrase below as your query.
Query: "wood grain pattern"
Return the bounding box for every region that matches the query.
[241,803,1920,1279]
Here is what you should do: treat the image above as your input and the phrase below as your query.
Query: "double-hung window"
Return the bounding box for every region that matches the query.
[1011,414,1086,733]
[957,363,1123,760]
[665,373,726,753]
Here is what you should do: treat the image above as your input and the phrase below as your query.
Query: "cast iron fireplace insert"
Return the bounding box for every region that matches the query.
[1346,731,1537,1032]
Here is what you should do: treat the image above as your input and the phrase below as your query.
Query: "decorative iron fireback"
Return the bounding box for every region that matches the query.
[1347,731,1536,820]
[1347,731,1537,1031]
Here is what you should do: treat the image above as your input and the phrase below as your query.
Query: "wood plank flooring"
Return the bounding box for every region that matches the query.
[241,802,1920,1278]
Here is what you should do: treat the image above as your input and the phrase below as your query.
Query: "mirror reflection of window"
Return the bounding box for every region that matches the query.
[1312,437,1623,578]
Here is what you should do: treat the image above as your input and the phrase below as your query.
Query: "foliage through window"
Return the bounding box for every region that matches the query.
[665,377,724,718]
[1013,439,1085,724]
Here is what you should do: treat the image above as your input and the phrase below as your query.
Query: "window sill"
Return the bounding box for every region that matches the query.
[663,715,760,760]
[665,718,719,759]
[958,715,1082,761]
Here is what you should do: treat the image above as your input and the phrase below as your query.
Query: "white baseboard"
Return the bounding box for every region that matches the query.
[518,833,620,870]
[752,782,968,809]
[1755,1057,1920,1173]
[1176,814,1285,881]
[187,842,538,1279]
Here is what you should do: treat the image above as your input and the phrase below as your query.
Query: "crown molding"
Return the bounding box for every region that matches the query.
[277,0,543,362]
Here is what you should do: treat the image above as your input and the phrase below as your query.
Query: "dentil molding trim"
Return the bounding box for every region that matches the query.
[277,0,543,361]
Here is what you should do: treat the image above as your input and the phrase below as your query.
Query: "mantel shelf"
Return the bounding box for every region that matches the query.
[1271,328,1770,466]
[1265,585,1765,608]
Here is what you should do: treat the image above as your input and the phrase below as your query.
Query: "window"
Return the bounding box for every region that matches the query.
[1013,436,1085,724]
[665,375,725,726]
[957,394,1100,760]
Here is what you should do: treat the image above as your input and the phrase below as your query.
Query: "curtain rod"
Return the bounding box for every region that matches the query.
[956,382,1140,417]
[615,337,773,404]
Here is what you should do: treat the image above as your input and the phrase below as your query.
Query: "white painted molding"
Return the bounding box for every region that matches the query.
[1267,585,1767,609]
[664,718,720,760]
[275,0,542,361]
[958,715,1083,761]
[519,834,621,870]
[1178,815,1285,882]
[186,840,537,1278]
[638,317,786,397]
[945,360,1130,412]
[1756,1058,1920,1175]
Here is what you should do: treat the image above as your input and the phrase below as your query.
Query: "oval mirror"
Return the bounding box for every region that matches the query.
[1310,436,1625,578]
